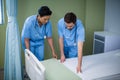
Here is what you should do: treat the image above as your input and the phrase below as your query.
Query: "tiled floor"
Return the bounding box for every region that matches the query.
[0,69,4,80]
[0,68,30,80]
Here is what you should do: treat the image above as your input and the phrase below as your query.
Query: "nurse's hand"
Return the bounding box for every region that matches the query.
[76,65,82,73]
[52,52,57,59]
[60,54,65,63]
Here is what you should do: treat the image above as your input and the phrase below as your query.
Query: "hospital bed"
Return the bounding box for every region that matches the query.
[25,49,120,80]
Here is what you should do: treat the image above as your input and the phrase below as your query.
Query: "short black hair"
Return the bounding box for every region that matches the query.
[64,12,77,24]
[38,6,52,17]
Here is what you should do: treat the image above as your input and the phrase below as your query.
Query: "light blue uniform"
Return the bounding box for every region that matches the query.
[21,15,52,61]
[57,18,85,58]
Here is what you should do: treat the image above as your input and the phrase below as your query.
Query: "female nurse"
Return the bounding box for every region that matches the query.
[21,6,57,61]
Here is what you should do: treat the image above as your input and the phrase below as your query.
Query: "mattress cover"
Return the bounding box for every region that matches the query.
[41,59,82,80]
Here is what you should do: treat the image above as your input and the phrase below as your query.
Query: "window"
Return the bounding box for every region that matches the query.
[0,0,4,24]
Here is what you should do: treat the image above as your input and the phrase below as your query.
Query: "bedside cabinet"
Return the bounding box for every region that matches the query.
[93,31,120,54]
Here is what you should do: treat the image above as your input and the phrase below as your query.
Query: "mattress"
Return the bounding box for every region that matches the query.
[63,49,120,80]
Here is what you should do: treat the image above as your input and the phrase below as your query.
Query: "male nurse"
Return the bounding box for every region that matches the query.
[57,12,85,73]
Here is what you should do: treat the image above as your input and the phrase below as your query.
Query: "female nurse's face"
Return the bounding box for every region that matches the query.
[38,15,51,25]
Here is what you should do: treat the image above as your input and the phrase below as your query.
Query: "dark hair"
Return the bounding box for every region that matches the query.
[64,12,77,24]
[38,6,52,17]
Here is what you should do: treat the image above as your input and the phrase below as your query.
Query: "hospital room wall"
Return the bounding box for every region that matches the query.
[0,0,7,68]
[84,0,105,55]
[0,0,105,68]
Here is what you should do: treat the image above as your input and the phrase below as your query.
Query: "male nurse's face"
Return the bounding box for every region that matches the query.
[65,22,75,30]
[38,15,51,25]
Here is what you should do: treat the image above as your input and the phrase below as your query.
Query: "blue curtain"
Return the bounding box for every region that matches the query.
[4,0,22,80]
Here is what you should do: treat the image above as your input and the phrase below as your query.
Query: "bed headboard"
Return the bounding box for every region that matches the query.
[25,49,45,80]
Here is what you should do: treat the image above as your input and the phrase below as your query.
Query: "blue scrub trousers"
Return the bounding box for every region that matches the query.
[30,45,44,61]
[64,46,78,58]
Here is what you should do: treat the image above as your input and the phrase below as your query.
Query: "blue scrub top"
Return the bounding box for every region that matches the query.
[21,15,52,49]
[57,18,85,47]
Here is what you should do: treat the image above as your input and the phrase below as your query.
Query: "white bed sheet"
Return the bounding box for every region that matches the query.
[62,49,120,80]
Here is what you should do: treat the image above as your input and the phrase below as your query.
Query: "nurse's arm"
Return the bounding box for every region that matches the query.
[76,41,83,73]
[59,38,65,63]
[47,37,57,59]
[25,38,30,49]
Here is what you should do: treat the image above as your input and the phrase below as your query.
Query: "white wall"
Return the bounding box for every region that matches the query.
[104,0,120,34]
